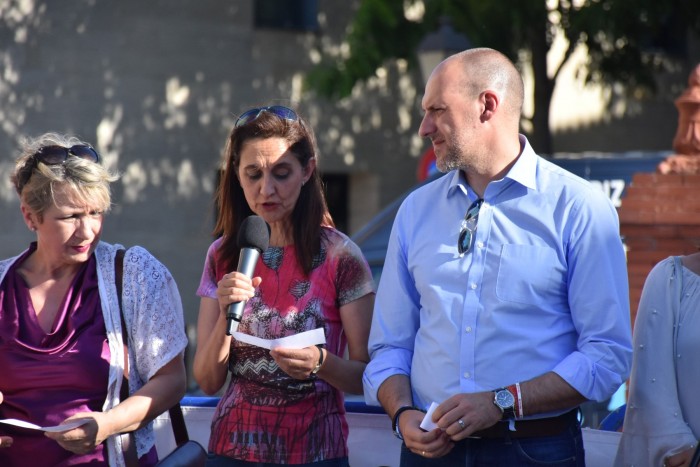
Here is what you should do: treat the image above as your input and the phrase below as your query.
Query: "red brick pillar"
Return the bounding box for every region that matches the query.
[618,172,700,326]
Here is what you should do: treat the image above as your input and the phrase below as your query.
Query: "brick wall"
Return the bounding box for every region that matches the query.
[619,172,700,326]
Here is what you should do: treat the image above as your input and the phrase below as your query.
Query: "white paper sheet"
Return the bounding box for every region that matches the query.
[420,402,439,431]
[232,327,326,350]
[0,418,89,432]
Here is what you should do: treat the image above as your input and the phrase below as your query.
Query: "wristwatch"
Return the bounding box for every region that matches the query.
[493,387,516,420]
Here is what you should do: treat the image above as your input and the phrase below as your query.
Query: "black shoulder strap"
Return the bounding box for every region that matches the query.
[116,249,128,403]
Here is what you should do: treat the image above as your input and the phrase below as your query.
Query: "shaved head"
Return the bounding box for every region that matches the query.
[419,47,527,188]
[447,48,524,123]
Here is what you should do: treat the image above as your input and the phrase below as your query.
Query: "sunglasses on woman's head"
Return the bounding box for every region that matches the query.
[18,144,101,191]
[234,105,299,128]
[34,145,100,165]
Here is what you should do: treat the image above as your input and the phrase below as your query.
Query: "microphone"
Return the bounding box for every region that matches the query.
[226,215,270,336]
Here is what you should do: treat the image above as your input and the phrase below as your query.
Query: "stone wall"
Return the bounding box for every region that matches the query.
[619,172,700,325]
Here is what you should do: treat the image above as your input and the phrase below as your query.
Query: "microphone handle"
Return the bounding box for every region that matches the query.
[225,247,261,336]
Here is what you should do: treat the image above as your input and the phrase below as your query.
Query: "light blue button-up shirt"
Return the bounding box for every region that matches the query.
[364,136,632,416]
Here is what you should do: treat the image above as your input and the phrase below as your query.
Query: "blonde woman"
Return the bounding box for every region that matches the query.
[0,133,187,466]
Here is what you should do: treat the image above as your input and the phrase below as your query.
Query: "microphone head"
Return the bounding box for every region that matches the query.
[237,215,270,252]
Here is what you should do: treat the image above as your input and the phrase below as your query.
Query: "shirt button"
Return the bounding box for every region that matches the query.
[470,283,477,290]
[465,326,472,333]
[463,372,471,379]
[477,241,484,249]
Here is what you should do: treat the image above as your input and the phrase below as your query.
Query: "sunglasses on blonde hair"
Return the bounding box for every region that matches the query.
[17,144,101,192]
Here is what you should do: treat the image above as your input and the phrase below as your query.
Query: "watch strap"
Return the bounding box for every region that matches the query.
[311,344,325,375]
[391,405,424,440]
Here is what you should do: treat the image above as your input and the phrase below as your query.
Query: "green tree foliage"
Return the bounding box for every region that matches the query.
[306,0,700,154]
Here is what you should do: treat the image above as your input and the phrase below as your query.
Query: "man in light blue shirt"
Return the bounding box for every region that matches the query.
[363,48,632,466]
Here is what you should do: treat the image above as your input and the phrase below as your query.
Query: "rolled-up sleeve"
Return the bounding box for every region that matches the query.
[363,202,421,406]
[552,193,632,401]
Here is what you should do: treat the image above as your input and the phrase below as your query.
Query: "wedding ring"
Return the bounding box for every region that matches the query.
[421,450,426,457]
[457,419,466,429]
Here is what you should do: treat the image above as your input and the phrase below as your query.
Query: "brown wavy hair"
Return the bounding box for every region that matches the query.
[213,108,334,277]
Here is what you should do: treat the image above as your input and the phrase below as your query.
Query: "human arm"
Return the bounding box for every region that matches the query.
[378,374,453,458]
[270,293,373,394]
[314,293,373,394]
[45,354,186,454]
[431,371,586,441]
[551,192,632,401]
[615,258,698,467]
[193,271,260,395]
[363,200,422,407]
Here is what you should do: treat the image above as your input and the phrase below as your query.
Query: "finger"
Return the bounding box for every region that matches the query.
[415,439,453,460]
[269,353,308,378]
[433,396,461,420]
[271,348,311,364]
[405,428,447,455]
[432,441,455,458]
[450,419,473,441]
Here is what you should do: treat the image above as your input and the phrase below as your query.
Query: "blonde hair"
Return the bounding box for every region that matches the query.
[11,133,119,219]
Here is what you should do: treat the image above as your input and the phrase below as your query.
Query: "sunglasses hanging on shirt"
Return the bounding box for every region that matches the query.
[458,198,484,257]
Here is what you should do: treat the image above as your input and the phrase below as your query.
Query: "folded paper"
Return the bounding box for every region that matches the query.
[232,327,326,350]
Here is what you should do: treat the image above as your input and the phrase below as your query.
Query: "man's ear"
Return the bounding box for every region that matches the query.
[481,90,499,121]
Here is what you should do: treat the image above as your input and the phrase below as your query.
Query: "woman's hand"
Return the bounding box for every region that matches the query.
[0,392,13,448]
[45,355,185,454]
[216,272,261,315]
[664,446,695,467]
[270,345,323,380]
[44,412,111,454]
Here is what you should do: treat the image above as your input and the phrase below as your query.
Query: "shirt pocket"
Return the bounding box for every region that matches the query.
[495,244,563,305]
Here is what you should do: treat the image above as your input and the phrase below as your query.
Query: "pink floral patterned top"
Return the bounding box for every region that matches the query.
[197,227,374,464]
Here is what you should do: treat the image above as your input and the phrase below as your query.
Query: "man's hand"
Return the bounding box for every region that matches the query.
[399,409,454,459]
[432,391,501,441]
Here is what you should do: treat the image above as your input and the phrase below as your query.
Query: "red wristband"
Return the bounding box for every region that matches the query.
[507,383,524,419]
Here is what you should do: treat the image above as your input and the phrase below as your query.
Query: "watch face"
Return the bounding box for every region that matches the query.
[495,389,515,408]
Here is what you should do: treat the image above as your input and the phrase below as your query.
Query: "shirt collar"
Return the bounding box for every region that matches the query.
[446,134,538,199]
[504,134,538,191]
